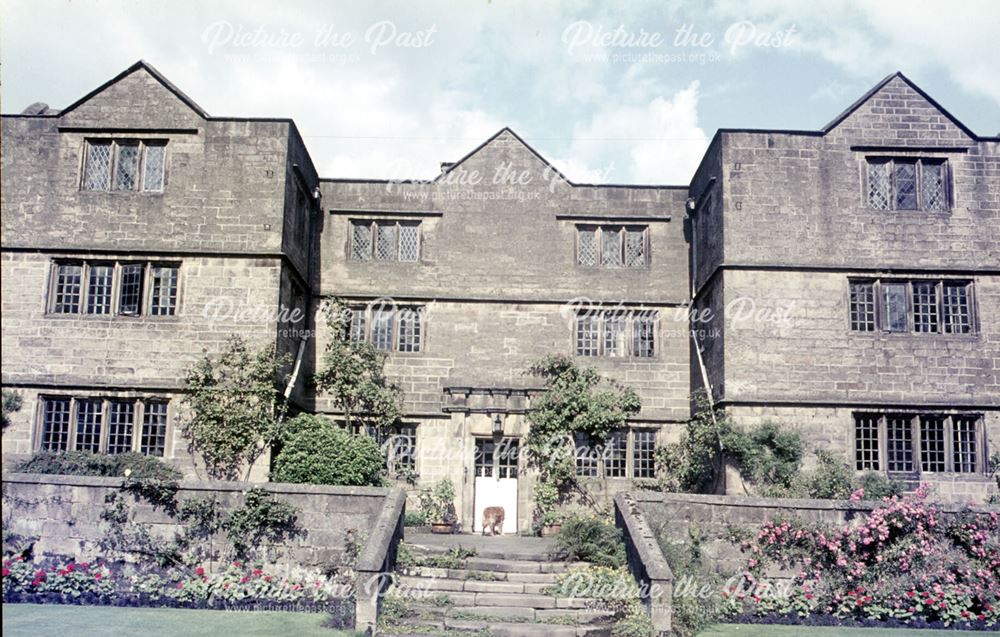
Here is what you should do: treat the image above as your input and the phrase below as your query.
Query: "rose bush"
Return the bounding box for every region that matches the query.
[3,557,349,609]
[726,486,1000,629]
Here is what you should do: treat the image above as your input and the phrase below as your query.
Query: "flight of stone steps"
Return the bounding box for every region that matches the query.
[380,533,616,637]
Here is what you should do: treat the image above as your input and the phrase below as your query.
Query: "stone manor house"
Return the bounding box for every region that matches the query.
[2,62,997,531]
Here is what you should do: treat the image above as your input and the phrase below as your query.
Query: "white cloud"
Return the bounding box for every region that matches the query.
[565,81,709,184]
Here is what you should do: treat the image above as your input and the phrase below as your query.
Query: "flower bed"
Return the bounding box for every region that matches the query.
[2,557,354,626]
[725,486,999,630]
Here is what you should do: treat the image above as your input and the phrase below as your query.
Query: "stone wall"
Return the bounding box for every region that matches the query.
[633,490,999,576]
[1,473,396,571]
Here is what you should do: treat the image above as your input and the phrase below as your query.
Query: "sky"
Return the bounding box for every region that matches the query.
[2,0,998,184]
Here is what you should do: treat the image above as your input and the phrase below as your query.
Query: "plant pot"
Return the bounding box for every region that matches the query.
[540,523,562,537]
[430,523,453,534]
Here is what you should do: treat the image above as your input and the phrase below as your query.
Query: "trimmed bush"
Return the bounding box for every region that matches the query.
[555,515,626,567]
[15,451,181,481]
[270,414,386,486]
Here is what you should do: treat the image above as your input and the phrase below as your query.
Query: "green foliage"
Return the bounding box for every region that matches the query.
[554,514,626,567]
[181,336,291,480]
[658,393,802,494]
[800,449,856,499]
[403,510,427,527]
[418,479,456,524]
[271,414,386,486]
[222,488,301,561]
[727,422,803,488]
[525,356,641,524]
[857,470,904,499]
[658,528,726,637]
[611,609,654,637]
[17,451,181,511]
[313,299,403,432]
[2,389,22,430]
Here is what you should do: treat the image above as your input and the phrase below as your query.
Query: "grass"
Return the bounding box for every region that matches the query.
[1,603,358,637]
[697,624,981,637]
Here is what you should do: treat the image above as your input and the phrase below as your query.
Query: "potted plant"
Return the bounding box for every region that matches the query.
[419,478,456,534]
[539,510,564,537]
[533,482,563,537]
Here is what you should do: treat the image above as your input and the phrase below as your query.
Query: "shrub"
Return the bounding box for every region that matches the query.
[731,487,1000,628]
[418,479,456,525]
[659,529,726,637]
[222,488,301,561]
[16,451,180,480]
[270,414,386,486]
[857,471,904,500]
[403,510,427,527]
[555,515,626,567]
[800,450,856,499]
[2,389,22,430]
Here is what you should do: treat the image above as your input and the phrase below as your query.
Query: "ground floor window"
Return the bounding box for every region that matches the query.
[38,395,170,456]
[575,428,657,479]
[853,412,984,475]
[350,422,417,475]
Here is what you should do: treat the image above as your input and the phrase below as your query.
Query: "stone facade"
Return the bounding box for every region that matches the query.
[2,64,997,523]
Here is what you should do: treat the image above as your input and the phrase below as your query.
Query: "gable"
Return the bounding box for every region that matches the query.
[436,128,571,191]
[822,73,974,145]
[59,63,207,129]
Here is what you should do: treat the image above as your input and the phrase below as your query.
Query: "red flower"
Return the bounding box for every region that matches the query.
[94,573,103,580]
[195,567,205,577]
[252,568,263,577]
[66,563,76,572]
[1,568,9,577]
[805,594,814,600]
[240,576,249,584]
[176,581,184,589]
[80,562,90,569]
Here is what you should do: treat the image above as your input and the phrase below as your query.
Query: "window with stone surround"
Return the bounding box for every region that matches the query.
[49,261,180,317]
[346,304,424,352]
[853,412,984,475]
[349,220,420,262]
[350,422,418,475]
[576,225,648,267]
[574,429,657,479]
[82,140,166,192]
[575,310,657,357]
[866,157,949,211]
[38,396,170,456]
[848,278,974,334]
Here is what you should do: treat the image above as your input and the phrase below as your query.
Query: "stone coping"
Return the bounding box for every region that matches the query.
[2,472,393,498]
[629,489,998,513]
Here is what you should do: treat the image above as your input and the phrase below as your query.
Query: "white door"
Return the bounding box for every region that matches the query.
[472,438,519,534]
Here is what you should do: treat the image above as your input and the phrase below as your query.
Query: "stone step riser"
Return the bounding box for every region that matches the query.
[395,575,556,595]
[396,589,597,610]
[400,566,561,583]
[385,616,613,637]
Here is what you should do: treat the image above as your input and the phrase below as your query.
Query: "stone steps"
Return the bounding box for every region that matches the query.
[385,616,612,637]
[401,565,561,583]
[384,534,616,637]
[396,588,598,611]
[395,574,554,595]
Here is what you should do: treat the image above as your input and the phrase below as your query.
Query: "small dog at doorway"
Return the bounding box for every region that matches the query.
[481,506,505,536]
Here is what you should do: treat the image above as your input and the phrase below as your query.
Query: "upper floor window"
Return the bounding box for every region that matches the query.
[83,140,166,192]
[854,412,983,475]
[849,279,973,334]
[39,395,169,456]
[346,304,423,352]
[50,260,179,317]
[350,220,420,262]
[866,158,948,211]
[575,310,657,357]
[577,225,648,267]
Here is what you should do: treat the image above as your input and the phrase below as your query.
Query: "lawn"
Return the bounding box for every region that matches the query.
[698,624,988,637]
[1,603,358,637]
